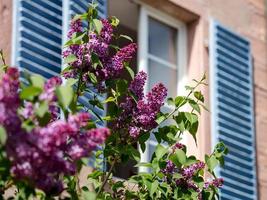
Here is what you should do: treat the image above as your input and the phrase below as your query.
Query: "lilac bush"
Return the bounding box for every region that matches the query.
[0,4,227,200]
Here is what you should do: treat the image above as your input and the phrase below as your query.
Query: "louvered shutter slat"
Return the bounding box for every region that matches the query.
[210,20,257,199]
[14,0,63,79]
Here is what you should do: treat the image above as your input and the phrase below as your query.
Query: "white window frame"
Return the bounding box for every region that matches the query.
[137,5,187,172]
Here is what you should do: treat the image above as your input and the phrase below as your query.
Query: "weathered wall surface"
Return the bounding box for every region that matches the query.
[1,0,267,198]
[148,0,267,198]
[0,0,12,64]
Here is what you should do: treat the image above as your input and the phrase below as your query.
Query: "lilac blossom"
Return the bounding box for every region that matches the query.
[204,178,224,188]
[162,160,175,174]
[21,102,34,119]
[0,67,20,133]
[129,126,141,138]
[129,71,147,99]
[115,72,167,138]
[3,84,110,196]
[63,19,137,89]
[67,19,83,39]
[182,161,205,179]
[132,83,167,132]
[172,142,185,152]
[100,19,113,43]
[109,43,137,77]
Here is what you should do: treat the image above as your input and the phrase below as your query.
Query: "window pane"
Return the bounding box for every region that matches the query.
[148,17,177,64]
[148,59,177,97]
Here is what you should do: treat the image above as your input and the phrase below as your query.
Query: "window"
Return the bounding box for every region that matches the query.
[138,5,187,172]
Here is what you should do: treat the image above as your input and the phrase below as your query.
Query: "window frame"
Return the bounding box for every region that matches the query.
[137,4,187,172]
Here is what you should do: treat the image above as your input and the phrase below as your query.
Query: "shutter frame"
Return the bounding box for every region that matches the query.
[12,0,63,79]
[210,19,257,200]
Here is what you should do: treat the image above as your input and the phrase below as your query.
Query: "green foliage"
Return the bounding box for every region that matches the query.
[56,85,74,110]
[0,5,228,200]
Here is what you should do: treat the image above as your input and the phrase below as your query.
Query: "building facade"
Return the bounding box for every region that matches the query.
[0,0,267,199]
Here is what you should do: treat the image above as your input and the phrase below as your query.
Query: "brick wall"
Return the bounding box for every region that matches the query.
[144,0,267,198]
[0,0,12,64]
[1,0,267,198]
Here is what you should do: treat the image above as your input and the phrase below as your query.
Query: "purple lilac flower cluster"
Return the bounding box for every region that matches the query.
[67,19,83,38]
[7,112,110,194]
[172,142,185,152]
[0,68,110,194]
[22,76,62,122]
[39,76,62,120]
[162,160,176,174]
[0,67,20,133]
[63,18,137,89]
[116,71,167,138]
[175,162,205,199]
[161,155,223,199]
[204,178,224,188]
[181,161,205,179]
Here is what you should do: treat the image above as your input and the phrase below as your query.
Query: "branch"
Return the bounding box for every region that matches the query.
[96,159,116,197]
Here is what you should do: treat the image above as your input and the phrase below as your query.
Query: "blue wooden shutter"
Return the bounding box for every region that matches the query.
[64,0,107,125]
[12,0,63,79]
[210,20,257,200]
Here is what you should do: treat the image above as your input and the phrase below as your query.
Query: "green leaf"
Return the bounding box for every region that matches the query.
[207,155,219,172]
[73,13,88,21]
[173,173,183,179]
[93,19,103,34]
[119,34,133,42]
[109,44,120,51]
[140,142,146,153]
[116,79,128,95]
[66,78,78,86]
[89,99,104,110]
[20,86,42,100]
[30,74,44,88]
[64,54,78,64]
[156,115,165,125]
[125,65,135,80]
[88,72,97,84]
[126,145,140,162]
[64,32,87,47]
[155,144,168,159]
[167,97,175,106]
[169,149,186,166]
[194,91,204,103]
[185,112,198,124]
[175,96,186,108]
[150,180,159,198]
[188,99,201,114]
[35,101,49,118]
[110,16,120,26]
[185,85,194,91]
[87,170,103,179]
[139,132,150,144]
[82,190,96,200]
[184,156,197,166]
[175,149,186,165]
[0,126,7,146]
[189,120,198,144]
[174,112,186,131]
[56,85,74,109]
[91,53,103,69]
[103,96,116,103]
